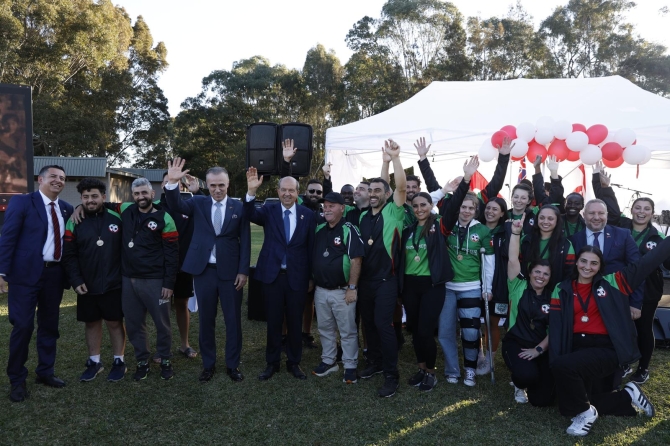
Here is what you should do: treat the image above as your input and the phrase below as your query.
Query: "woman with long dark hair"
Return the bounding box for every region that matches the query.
[502,214,554,405]
[520,205,575,288]
[548,241,670,436]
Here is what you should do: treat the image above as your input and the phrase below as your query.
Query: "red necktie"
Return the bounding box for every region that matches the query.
[50,202,61,261]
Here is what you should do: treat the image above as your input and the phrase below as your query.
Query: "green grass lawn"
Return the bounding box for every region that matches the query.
[0,223,669,445]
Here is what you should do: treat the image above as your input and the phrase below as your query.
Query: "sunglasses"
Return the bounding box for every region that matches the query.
[308,189,323,195]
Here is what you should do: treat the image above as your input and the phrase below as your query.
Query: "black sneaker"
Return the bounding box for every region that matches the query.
[107,358,127,382]
[80,359,104,382]
[630,368,649,384]
[360,363,383,379]
[343,368,358,384]
[133,361,150,381]
[312,361,339,377]
[160,359,174,380]
[378,375,399,398]
[408,369,426,387]
[419,373,437,392]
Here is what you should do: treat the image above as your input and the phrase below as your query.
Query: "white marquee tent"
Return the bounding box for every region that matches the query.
[325,76,670,213]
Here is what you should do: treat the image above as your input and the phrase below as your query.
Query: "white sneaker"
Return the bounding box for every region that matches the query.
[514,386,528,403]
[566,405,598,436]
[464,368,476,387]
[446,375,459,384]
[476,354,491,376]
[625,382,655,416]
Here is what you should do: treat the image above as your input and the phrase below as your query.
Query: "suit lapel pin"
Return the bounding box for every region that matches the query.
[232,214,238,219]
[300,214,304,220]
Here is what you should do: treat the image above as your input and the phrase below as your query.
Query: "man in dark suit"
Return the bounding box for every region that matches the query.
[244,166,316,380]
[0,165,74,402]
[570,198,642,319]
[164,158,250,382]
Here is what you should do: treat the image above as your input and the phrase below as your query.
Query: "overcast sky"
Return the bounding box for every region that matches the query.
[116,0,670,116]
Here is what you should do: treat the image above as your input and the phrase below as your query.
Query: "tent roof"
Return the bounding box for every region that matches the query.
[326,75,670,155]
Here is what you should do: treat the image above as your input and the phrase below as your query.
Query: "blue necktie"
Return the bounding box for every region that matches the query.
[282,209,291,267]
[592,232,601,250]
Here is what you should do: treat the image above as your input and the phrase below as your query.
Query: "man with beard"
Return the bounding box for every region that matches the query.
[0,165,73,402]
[63,178,126,382]
[103,178,179,381]
[311,192,364,383]
[358,139,407,398]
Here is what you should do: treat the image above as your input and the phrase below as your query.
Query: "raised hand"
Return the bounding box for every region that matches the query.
[381,146,392,163]
[546,154,560,173]
[384,139,401,159]
[167,157,189,184]
[600,168,611,188]
[532,155,543,170]
[511,212,525,234]
[463,155,480,181]
[499,136,514,155]
[592,161,603,174]
[322,162,332,179]
[246,166,264,194]
[185,174,200,193]
[414,137,431,160]
[282,139,297,162]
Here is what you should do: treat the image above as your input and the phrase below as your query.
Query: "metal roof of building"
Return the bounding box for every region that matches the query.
[34,157,108,177]
[117,168,167,182]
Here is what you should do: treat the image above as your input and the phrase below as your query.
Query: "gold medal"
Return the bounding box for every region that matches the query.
[530,322,535,330]
[457,254,463,261]
[581,315,589,323]
[96,239,104,247]
[128,241,134,248]
[323,250,329,257]
[414,255,420,262]
[368,238,373,245]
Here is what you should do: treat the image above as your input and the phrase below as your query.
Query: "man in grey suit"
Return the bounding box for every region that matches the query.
[165,158,250,383]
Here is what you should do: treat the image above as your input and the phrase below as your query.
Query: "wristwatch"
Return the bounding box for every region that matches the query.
[348,284,357,290]
[535,346,544,354]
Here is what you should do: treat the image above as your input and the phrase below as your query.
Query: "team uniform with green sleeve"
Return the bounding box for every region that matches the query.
[446,220,494,289]
[313,220,365,288]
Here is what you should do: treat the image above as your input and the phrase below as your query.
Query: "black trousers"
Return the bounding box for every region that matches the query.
[551,334,635,417]
[502,337,554,407]
[401,275,444,370]
[359,278,398,376]
[263,273,306,367]
[635,300,659,371]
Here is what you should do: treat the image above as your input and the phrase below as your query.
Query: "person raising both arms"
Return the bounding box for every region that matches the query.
[502,213,554,406]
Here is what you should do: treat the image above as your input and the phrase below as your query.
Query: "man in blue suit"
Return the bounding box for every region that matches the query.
[164,158,250,382]
[244,165,316,380]
[0,165,74,402]
[570,198,642,319]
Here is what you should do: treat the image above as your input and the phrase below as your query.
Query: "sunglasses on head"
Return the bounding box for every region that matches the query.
[308,189,323,195]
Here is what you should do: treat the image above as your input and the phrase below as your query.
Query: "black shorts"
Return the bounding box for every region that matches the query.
[77,288,123,323]
[173,271,194,299]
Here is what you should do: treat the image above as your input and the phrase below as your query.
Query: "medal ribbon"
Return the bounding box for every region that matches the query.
[574,282,592,319]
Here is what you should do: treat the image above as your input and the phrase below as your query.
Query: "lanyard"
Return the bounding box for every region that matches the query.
[539,238,550,259]
[565,219,582,238]
[633,228,648,243]
[574,283,592,315]
[411,226,424,253]
[456,220,472,254]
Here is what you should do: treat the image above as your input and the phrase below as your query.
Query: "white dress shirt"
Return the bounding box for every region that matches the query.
[209,196,228,263]
[585,228,605,249]
[39,190,65,262]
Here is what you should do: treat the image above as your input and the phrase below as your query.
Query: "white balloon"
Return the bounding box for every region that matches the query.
[535,127,554,145]
[579,144,602,165]
[641,146,652,164]
[516,122,536,143]
[478,140,498,162]
[623,145,649,165]
[510,138,529,158]
[536,116,554,130]
[613,128,636,147]
[566,131,589,152]
[553,120,573,140]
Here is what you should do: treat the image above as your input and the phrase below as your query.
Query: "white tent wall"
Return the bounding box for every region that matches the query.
[325,76,670,214]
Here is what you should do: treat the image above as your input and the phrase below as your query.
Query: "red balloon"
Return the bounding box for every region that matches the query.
[586,124,608,145]
[572,123,587,133]
[500,125,517,140]
[491,130,509,149]
[603,156,624,168]
[566,150,580,161]
[526,140,548,163]
[548,139,569,161]
[601,142,623,161]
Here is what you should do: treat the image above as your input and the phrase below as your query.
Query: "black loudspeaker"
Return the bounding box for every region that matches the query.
[654,295,670,348]
[247,123,279,175]
[279,123,313,178]
[247,266,266,321]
